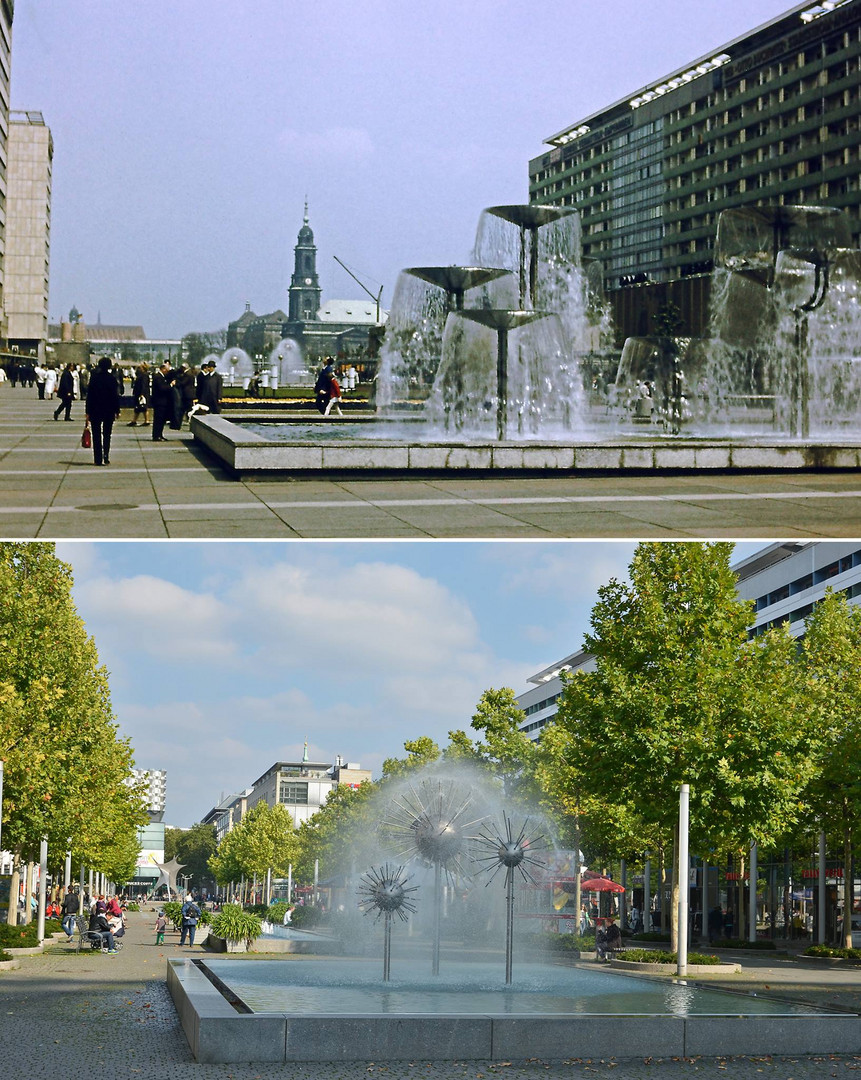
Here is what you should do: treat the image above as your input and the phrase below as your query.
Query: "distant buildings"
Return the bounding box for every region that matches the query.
[129,768,167,894]
[5,111,52,359]
[202,752,372,836]
[46,313,181,369]
[227,205,386,372]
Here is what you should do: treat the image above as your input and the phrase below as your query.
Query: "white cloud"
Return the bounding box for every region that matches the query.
[279,126,374,164]
[228,560,485,677]
[75,574,236,662]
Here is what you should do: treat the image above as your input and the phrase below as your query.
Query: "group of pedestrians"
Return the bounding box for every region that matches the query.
[3,355,224,466]
[57,884,126,953]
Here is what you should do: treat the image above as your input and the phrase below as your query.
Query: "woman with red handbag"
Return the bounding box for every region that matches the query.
[85,356,121,466]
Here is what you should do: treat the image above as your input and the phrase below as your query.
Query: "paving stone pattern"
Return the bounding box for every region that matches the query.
[2,385,861,538]
[1,912,861,1078]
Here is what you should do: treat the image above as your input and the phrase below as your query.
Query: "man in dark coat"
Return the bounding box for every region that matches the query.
[196,361,223,414]
[151,361,175,441]
[53,364,76,421]
[176,363,196,425]
[85,356,121,465]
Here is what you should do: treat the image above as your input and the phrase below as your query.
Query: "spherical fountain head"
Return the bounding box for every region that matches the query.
[474,813,549,886]
[358,863,419,922]
[413,814,463,864]
[378,773,487,880]
[497,841,525,868]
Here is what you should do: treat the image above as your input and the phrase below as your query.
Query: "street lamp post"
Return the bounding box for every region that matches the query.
[677,784,690,978]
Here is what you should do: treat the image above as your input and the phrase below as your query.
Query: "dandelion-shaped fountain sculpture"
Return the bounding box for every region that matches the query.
[381,776,485,975]
[357,863,418,982]
[474,814,547,985]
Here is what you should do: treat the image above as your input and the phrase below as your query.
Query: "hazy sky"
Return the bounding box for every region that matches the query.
[11,1,796,338]
[54,540,771,828]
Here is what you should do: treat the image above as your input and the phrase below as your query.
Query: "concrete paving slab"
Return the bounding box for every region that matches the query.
[3,388,861,537]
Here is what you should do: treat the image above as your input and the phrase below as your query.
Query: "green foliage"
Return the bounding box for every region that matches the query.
[267,901,292,923]
[288,904,325,929]
[294,781,374,883]
[380,735,442,779]
[540,931,595,952]
[162,901,183,930]
[554,542,813,856]
[617,948,720,965]
[715,938,776,950]
[806,944,861,960]
[125,902,140,912]
[0,922,41,948]
[209,802,297,886]
[798,590,861,947]
[209,904,262,946]
[165,823,217,890]
[469,687,538,801]
[0,543,148,880]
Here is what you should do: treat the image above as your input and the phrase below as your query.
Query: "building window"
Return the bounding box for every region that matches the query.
[279,781,309,804]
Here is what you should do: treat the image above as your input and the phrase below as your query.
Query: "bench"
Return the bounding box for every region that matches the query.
[71,914,123,953]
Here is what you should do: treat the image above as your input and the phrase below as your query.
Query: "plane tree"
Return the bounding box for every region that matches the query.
[552,542,817,947]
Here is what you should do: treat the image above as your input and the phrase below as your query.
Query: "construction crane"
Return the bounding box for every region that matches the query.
[333,256,384,324]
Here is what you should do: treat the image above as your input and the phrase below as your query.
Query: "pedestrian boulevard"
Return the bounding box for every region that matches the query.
[1,910,860,1078]
[2,386,861,538]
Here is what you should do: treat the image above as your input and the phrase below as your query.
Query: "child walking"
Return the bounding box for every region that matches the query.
[155,909,167,946]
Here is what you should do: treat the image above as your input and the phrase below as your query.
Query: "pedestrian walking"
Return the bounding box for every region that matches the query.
[179,895,200,947]
[128,362,152,426]
[155,910,167,946]
[53,363,76,421]
[85,356,121,465]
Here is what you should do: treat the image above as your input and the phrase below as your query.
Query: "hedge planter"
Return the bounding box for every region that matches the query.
[0,958,20,971]
[207,934,247,953]
[5,945,44,957]
[609,958,741,974]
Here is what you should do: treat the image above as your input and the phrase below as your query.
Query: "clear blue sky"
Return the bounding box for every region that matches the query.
[57,540,768,827]
[12,1,796,338]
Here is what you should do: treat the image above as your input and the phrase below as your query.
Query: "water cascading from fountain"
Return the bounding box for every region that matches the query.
[380,774,486,976]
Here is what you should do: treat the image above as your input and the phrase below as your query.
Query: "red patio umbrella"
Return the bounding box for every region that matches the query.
[579,876,625,893]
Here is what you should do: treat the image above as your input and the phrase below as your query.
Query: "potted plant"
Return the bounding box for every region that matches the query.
[208,905,263,953]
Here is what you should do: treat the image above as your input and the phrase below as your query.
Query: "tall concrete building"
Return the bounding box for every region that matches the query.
[529,0,861,339]
[0,1,14,342]
[6,110,52,358]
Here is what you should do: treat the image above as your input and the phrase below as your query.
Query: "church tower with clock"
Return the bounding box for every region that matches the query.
[287,201,322,323]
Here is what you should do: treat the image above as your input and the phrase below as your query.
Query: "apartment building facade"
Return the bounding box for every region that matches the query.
[528,0,861,339]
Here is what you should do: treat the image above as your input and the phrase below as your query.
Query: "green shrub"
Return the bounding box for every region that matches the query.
[289,904,325,929]
[0,950,10,962]
[630,931,672,943]
[209,904,263,947]
[617,948,721,965]
[806,944,861,960]
[267,901,292,924]
[162,901,183,930]
[44,918,63,934]
[125,902,140,912]
[0,923,41,948]
[246,903,270,916]
[715,938,776,950]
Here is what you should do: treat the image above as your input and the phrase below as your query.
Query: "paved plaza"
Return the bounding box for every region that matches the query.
[2,911,861,1079]
[2,387,861,538]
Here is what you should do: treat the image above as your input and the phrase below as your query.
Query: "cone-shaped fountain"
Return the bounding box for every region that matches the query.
[483,204,579,308]
[457,308,551,440]
[403,266,511,310]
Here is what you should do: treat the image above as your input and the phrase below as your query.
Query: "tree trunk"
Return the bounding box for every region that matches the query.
[6,863,20,926]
